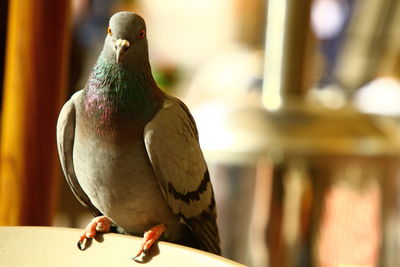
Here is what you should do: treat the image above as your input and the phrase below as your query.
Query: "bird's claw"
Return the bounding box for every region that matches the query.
[77,216,111,251]
[132,249,143,260]
[77,239,84,250]
[77,234,91,250]
[131,249,149,262]
[132,224,166,260]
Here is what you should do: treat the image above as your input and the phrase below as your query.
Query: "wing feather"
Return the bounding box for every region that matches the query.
[56,91,101,217]
[144,95,220,254]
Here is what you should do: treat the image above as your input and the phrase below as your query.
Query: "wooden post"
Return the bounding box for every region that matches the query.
[0,0,70,225]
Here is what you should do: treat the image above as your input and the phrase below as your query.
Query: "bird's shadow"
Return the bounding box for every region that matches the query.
[94,233,105,243]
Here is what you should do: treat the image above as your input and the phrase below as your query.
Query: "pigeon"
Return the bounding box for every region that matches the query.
[56,11,220,258]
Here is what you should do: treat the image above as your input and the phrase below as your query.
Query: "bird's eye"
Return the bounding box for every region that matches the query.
[137,29,146,39]
[107,27,112,35]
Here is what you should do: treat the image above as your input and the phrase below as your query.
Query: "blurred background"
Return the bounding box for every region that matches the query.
[1,0,400,266]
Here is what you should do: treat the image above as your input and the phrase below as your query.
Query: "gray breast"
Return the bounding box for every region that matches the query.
[72,126,180,236]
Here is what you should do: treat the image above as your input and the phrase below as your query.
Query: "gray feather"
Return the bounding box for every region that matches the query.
[144,95,220,254]
[56,91,101,216]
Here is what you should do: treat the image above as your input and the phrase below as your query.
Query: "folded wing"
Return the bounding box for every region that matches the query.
[143,96,220,254]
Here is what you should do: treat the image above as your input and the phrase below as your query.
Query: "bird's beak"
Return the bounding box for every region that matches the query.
[115,39,130,63]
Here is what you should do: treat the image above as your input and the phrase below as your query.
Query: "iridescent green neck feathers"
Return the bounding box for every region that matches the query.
[83,54,163,129]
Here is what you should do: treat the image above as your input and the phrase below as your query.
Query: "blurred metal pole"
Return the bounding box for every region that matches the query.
[335,0,399,90]
[0,0,70,225]
[263,0,314,110]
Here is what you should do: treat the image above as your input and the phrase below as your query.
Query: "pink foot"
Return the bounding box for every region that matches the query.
[133,224,167,259]
[77,215,112,250]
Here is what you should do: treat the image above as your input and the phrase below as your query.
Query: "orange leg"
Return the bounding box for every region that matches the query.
[77,215,112,250]
[133,224,167,259]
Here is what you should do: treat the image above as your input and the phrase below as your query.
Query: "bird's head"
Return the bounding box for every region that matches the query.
[103,12,148,65]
